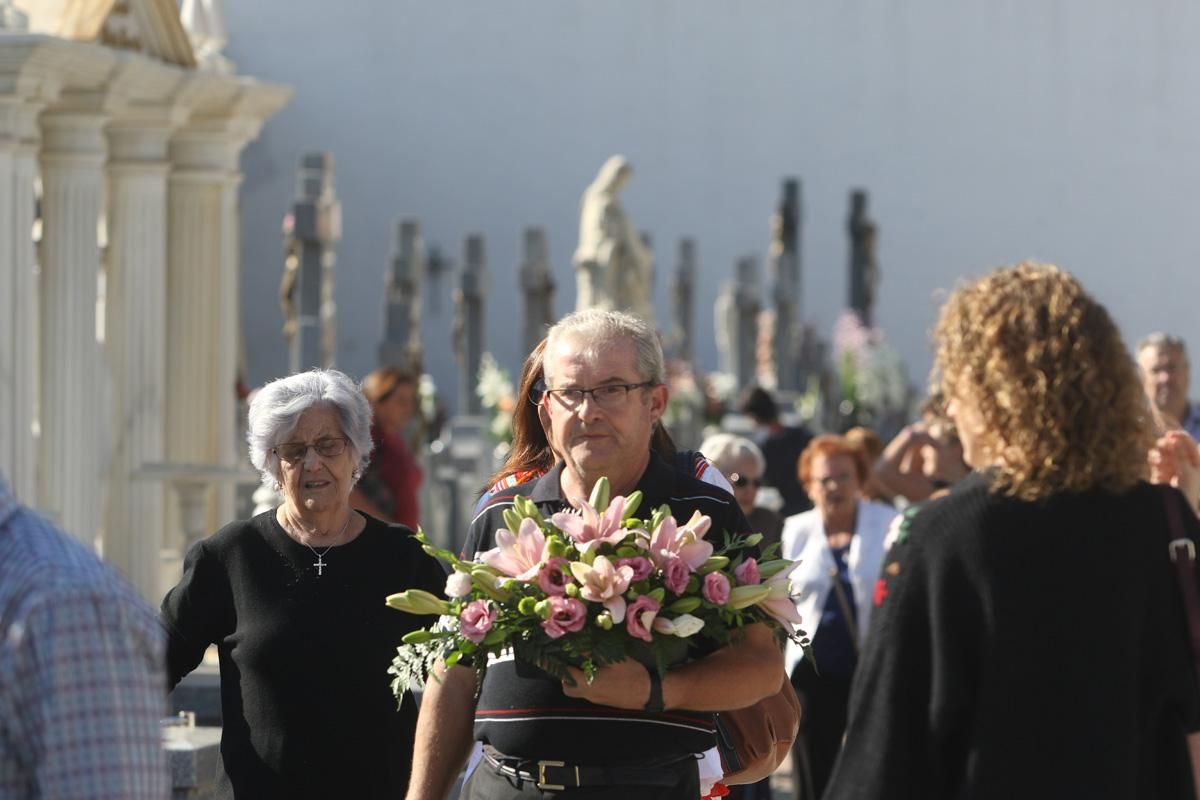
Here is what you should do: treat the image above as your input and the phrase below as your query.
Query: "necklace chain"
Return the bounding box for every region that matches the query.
[282,511,352,578]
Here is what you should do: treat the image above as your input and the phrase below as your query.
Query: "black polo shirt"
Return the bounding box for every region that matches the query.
[462,451,753,764]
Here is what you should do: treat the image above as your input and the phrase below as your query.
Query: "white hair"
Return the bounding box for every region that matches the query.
[247,369,373,487]
[699,432,766,476]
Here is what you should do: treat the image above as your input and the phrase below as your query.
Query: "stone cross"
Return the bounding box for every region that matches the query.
[734,256,761,388]
[424,244,452,315]
[454,235,487,415]
[847,189,879,326]
[669,238,696,363]
[282,152,341,374]
[519,227,555,356]
[379,219,424,374]
[771,179,804,391]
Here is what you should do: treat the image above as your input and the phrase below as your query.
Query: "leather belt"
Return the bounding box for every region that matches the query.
[481,747,683,790]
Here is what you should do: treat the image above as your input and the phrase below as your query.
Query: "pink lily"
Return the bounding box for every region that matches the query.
[756,560,805,633]
[644,510,713,570]
[480,517,548,581]
[569,555,635,623]
[551,495,632,552]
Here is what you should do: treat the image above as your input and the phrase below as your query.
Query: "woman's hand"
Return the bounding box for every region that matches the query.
[1149,430,1200,513]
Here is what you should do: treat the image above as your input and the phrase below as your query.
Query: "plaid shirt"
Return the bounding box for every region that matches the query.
[0,477,169,799]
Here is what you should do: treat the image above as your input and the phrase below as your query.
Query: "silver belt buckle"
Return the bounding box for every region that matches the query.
[537,759,573,790]
[1170,538,1196,562]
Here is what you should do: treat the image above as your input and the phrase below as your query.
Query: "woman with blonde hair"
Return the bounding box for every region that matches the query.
[825,263,1200,799]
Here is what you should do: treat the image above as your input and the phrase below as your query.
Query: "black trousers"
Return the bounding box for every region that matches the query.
[459,754,701,800]
[790,659,853,800]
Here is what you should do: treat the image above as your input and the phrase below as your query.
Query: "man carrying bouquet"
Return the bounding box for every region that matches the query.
[405,309,788,799]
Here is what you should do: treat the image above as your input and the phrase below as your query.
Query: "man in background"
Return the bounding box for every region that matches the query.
[0,472,169,798]
[1137,332,1200,439]
[740,386,814,518]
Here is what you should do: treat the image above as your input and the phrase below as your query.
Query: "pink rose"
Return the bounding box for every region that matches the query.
[662,556,691,595]
[734,558,761,586]
[703,572,731,605]
[537,557,572,596]
[616,556,653,582]
[460,599,496,643]
[625,595,661,642]
[541,596,587,639]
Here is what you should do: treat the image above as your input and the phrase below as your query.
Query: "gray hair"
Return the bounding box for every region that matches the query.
[247,369,373,487]
[699,433,766,476]
[1138,332,1188,362]
[544,308,666,384]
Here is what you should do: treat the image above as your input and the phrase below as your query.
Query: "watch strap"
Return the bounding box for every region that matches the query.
[644,667,664,713]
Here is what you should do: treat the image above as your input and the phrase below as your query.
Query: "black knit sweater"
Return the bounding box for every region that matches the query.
[161,511,445,799]
[825,473,1200,800]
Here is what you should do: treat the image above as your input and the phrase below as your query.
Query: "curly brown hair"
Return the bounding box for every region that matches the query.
[934,262,1154,500]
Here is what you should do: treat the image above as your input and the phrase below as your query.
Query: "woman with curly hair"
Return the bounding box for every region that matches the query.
[824,263,1200,799]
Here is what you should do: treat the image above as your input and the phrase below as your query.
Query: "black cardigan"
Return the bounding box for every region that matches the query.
[162,511,445,799]
[825,473,1200,800]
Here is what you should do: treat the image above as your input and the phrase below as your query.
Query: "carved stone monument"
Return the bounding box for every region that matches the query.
[715,255,761,387]
[454,235,487,415]
[379,219,424,373]
[573,155,654,321]
[771,178,804,391]
[281,152,341,373]
[519,227,555,356]
[847,189,879,326]
[669,238,697,363]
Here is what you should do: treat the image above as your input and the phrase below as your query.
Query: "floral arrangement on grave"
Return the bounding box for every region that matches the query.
[386,478,808,698]
[476,352,516,444]
[833,309,911,433]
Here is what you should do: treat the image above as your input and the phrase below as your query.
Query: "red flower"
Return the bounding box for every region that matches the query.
[873,577,888,607]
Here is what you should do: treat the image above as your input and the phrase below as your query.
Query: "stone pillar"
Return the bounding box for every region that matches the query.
[0,97,42,502]
[166,128,243,530]
[454,235,487,416]
[379,218,424,373]
[103,112,174,599]
[669,238,696,363]
[734,256,761,389]
[772,178,803,391]
[283,152,339,373]
[519,227,554,357]
[37,104,109,542]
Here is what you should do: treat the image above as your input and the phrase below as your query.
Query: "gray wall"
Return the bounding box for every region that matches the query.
[228,1,1200,418]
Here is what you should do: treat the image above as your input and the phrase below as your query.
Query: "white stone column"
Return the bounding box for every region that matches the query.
[103,114,173,598]
[37,105,109,542]
[166,129,242,531]
[0,98,42,502]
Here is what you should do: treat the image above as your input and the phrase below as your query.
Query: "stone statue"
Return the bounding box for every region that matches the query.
[180,0,233,73]
[847,189,879,326]
[573,155,654,321]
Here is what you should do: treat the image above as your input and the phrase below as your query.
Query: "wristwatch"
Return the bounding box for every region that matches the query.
[644,668,664,713]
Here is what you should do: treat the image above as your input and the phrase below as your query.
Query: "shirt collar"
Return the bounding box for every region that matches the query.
[529,451,675,506]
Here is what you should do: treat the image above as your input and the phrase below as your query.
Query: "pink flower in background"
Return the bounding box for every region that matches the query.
[734,558,761,586]
[481,518,548,581]
[552,495,631,552]
[460,600,496,643]
[542,596,587,639]
[537,557,572,596]
[569,555,634,623]
[625,595,661,642]
[616,556,653,582]
[662,556,690,595]
[702,572,731,605]
[645,511,713,570]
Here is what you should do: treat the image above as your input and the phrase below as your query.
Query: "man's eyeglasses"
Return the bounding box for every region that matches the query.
[538,380,655,410]
[273,437,348,464]
[729,473,761,489]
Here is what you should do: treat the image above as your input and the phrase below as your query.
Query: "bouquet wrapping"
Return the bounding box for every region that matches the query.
[387,477,808,698]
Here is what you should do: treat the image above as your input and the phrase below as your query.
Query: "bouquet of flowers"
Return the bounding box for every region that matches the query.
[387,477,808,700]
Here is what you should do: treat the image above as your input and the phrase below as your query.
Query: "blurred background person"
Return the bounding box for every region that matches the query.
[352,366,423,528]
[1138,333,1200,440]
[872,394,969,507]
[780,434,897,800]
[740,386,814,518]
[843,426,890,505]
[701,432,785,553]
[826,263,1200,799]
[162,369,445,798]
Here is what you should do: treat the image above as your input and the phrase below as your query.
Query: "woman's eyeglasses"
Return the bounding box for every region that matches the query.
[729,473,761,489]
[273,437,348,464]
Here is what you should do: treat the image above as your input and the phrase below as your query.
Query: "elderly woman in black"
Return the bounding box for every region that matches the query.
[161,369,445,799]
[824,263,1200,799]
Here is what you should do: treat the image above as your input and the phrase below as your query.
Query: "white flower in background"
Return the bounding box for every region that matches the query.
[708,371,738,405]
[477,353,514,409]
[418,373,438,423]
